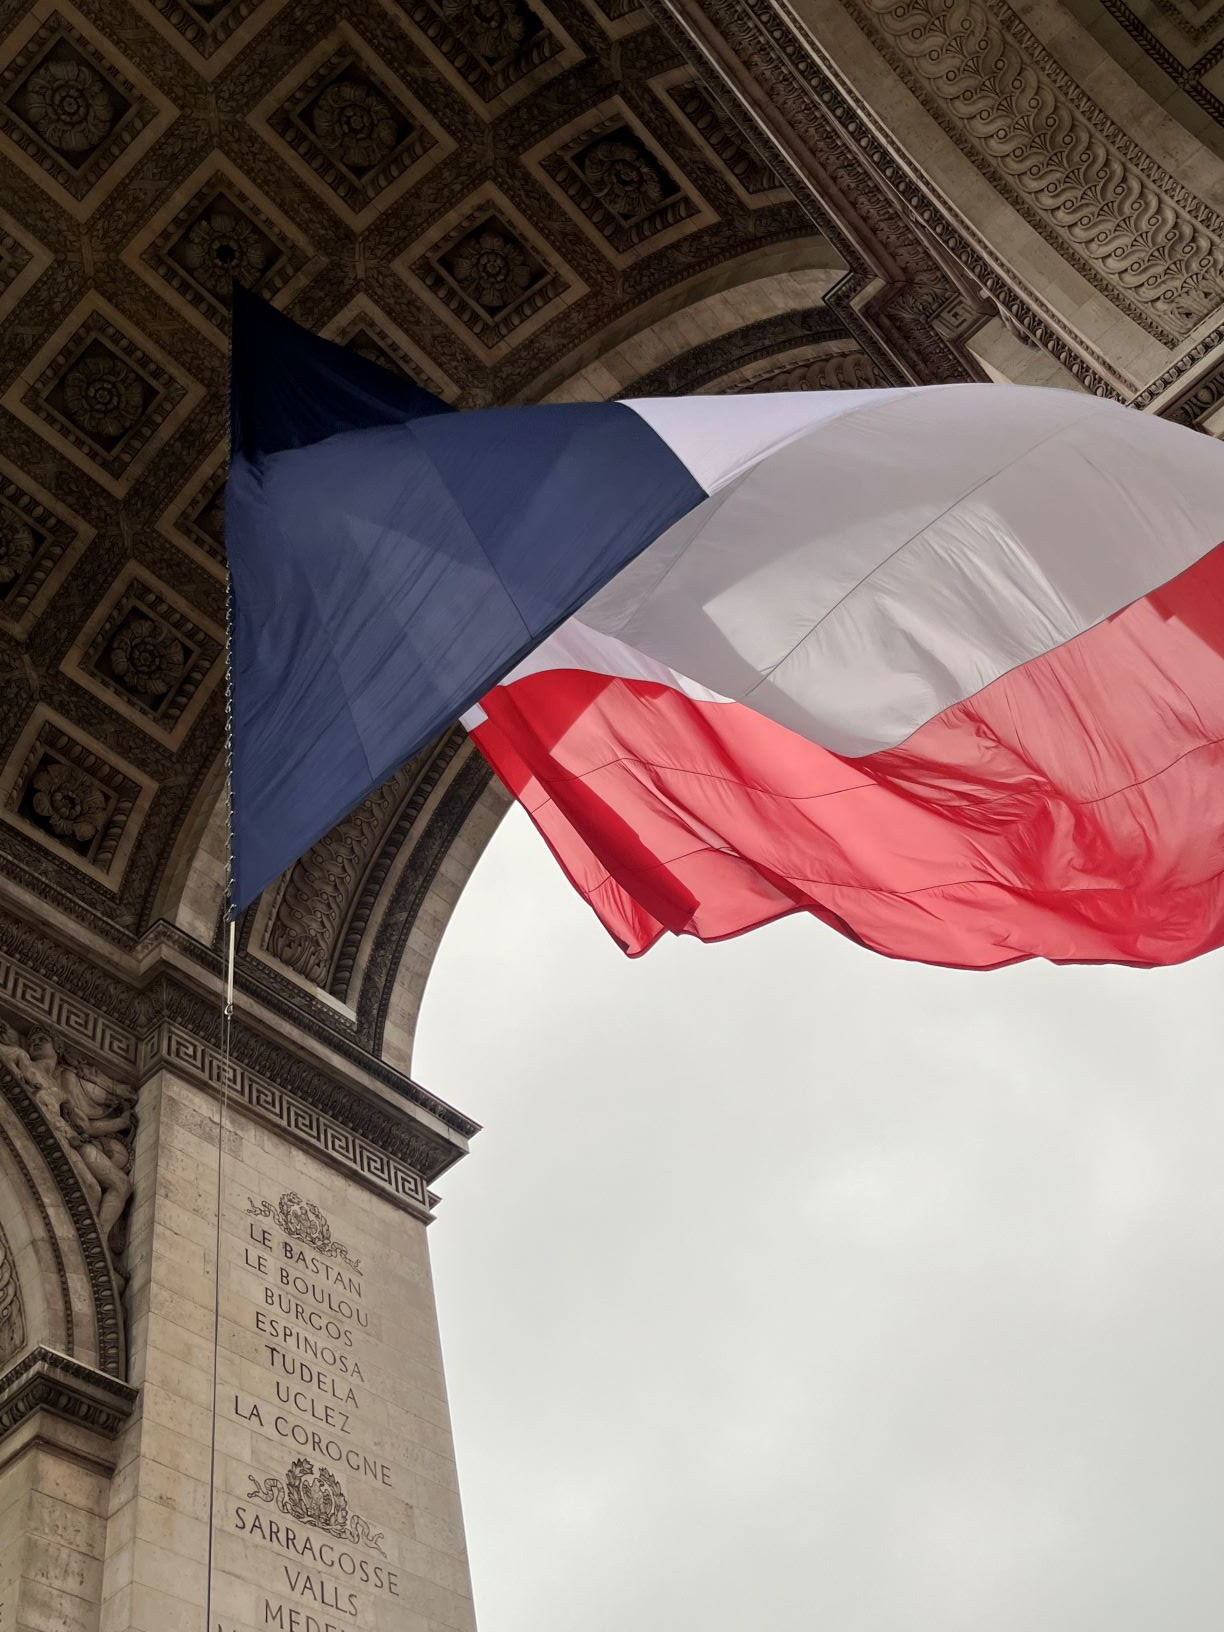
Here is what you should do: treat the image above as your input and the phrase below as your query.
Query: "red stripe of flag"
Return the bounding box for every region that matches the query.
[469,543,1224,967]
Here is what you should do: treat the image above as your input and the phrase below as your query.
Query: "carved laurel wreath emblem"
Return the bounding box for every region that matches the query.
[247,1191,361,1272]
[246,1458,386,1556]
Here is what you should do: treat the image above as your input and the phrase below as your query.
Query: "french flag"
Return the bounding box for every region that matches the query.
[228,291,1224,969]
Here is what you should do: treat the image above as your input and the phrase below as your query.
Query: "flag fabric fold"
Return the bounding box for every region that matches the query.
[226,289,701,908]
[228,293,1224,968]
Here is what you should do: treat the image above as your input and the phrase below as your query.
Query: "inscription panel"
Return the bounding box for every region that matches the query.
[127,1075,475,1632]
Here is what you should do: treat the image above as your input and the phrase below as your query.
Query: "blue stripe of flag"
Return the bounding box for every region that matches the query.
[227,291,705,911]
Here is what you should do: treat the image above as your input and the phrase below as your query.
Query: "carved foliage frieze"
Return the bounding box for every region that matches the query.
[847,0,1224,341]
[624,303,862,394]
[391,0,575,113]
[729,344,886,392]
[671,0,1116,392]
[266,773,408,988]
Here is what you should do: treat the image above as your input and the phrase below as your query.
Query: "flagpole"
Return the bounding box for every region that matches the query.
[203,270,240,1632]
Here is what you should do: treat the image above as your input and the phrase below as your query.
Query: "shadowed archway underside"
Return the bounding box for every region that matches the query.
[2,0,1224,1081]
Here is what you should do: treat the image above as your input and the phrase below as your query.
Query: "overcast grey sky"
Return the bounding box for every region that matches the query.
[417,804,1224,1632]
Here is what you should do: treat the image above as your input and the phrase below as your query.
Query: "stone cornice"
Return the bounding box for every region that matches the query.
[135,923,479,1141]
[0,1345,138,1444]
[652,0,1134,397]
[0,1055,125,1378]
[0,902,475,1213]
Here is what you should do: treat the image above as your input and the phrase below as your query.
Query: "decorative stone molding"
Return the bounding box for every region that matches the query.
[651,0,1145,393]
[144,1020,434,1218]
[1133,330,1224,411]
[713,341,885,392]
[625,304,870,394]
[143,971,471,1177]
[0,1218,25,1366]
[1087,0,1224,136]
[265,766,419,990]
[0,907,477,1142]
[121,151,320,353]
[1163,370,1224,427]
[0,0,831,951]
[321,295,458,402]
[392,0,582,117]
[656,70,789,205]
[399,184,587,360]
[158,440,228,581]
[256,26,455,229]
[0,215,41,310]
[362,747,496,1054]
[0,928,138,1074]
[0,1100,73,1357]
[0,455,93,639]
[0,907,475,1217]
[0,1344,138,1442]
[585,0,650,38]
[845,0,1224,342]
[133,0,292,67]
[0,1033,125,1377]
[0,707,157,890]
[138,169,311,336]
[0,4,175,218]
[4,302,194,493]
[646,0,985,386]
[526,97,716,265]
[61,563,225,749]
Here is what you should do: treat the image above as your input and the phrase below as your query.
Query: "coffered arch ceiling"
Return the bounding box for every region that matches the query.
[5,0,1224,1074]
[0,0,903,1072]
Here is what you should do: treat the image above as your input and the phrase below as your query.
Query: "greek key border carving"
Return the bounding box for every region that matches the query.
[142,1022,432,1219]
[844,0,1224,343]
[0,954,137,1073]
[652,0,1128,395]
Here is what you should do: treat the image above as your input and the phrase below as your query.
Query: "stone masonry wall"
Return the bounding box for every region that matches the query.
[98,1073,475,1632]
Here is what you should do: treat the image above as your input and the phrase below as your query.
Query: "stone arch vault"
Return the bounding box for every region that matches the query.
[2,0,1224,1625]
